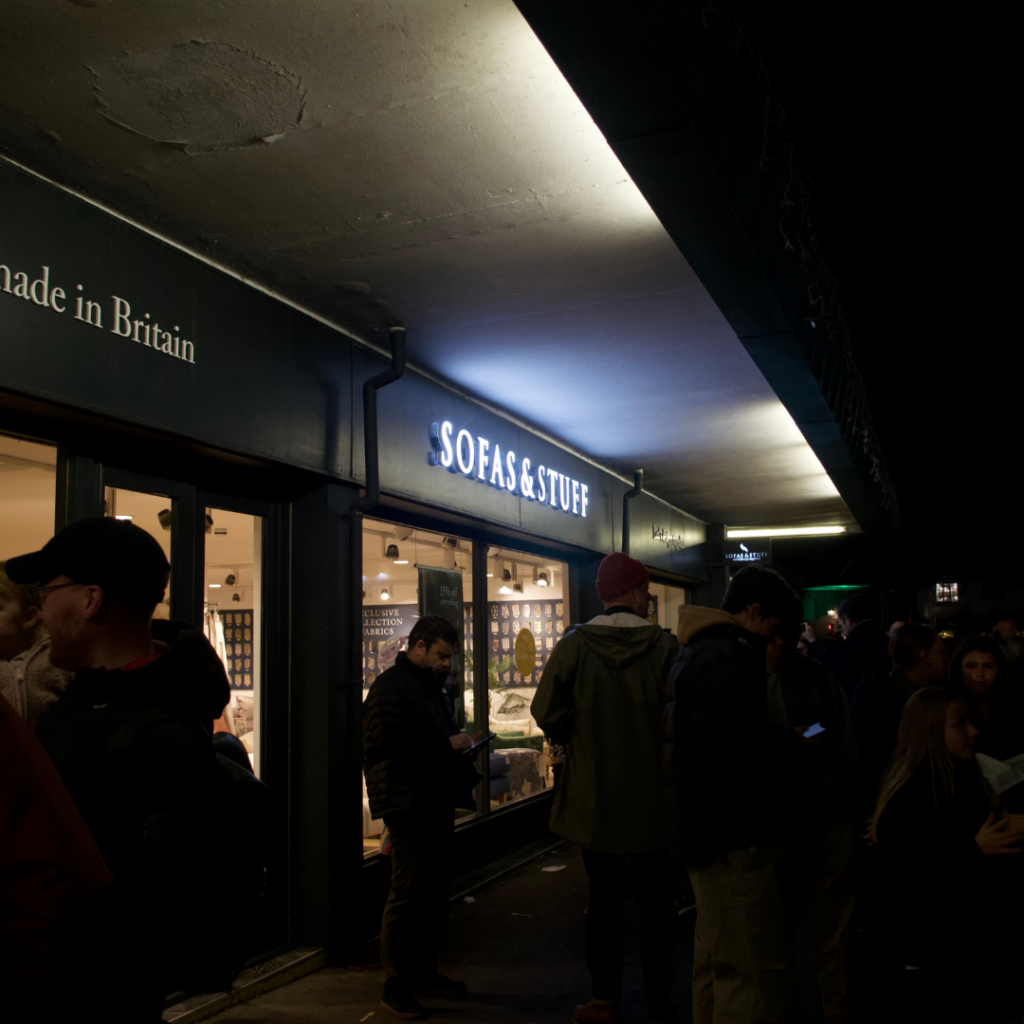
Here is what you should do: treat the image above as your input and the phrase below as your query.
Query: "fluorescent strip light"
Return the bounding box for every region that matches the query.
[727,526,847,539]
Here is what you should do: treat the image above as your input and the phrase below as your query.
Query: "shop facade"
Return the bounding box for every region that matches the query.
[0,157,710,960]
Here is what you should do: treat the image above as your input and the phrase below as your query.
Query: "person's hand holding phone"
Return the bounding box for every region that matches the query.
[795,723,825,745]
[449,733,474,752]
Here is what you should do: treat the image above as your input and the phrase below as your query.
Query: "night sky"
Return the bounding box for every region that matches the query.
[750,2,1015,574]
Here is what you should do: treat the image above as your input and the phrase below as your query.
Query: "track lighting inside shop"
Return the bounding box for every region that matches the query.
[209,583,221,588]
[533,567,550,587]
[380,586,390,601]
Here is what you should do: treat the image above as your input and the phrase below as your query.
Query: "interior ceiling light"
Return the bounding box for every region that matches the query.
[533,567,550,587]
[208,583,221,588]
[726,526,847,539]
[224,574,236,586]
[114,514,133,521]
[158,508,173,531]
[232,593,241,602]
[386,543,400,561]
[498,585,511,594]
[380,586,390,601]
[512,582,524,594]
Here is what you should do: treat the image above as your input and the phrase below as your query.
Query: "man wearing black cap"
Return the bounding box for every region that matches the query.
[6,517,232,1022]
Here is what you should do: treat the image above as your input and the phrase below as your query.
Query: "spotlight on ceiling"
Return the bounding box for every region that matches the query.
[380,586,391,601]
[386,543,400,561]
[512,582,524,594]
[225,574,236,586]
[158,508,173,532]
[533,567,550,587]
[232,593,241,602]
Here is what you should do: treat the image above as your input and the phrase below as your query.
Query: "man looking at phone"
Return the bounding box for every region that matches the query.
[364,616,480,1019]
[532,553,679,1024]
[666,565,803,1024]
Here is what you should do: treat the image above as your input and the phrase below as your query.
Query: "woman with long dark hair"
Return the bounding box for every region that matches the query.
[950,634,1024,762]
[867,687,1023,1021]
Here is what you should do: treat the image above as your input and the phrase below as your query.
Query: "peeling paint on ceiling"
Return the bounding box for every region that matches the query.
[91,41,305,154]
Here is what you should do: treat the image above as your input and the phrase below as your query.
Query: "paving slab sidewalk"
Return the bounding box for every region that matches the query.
[207,845,698,1024]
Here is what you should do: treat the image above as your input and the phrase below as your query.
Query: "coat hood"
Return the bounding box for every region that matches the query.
[676,605,741,645]
[74,620,230,726]
[573,622,669,669]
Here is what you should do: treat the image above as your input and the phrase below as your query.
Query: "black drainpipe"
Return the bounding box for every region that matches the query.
[621,469,644,555]
[352,326,407,515]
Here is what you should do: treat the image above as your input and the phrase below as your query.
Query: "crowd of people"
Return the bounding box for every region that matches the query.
[364,556,1024,1024]
[532,564,1024,1024]
[6,516,1024,1024]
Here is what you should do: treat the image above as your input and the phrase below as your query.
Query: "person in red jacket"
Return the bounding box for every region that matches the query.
[0,692,112,1022]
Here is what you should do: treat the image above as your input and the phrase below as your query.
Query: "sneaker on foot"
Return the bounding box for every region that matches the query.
[572,1000,623,1024]
[646,994,676,1024]
[413,974,468,997]
[381,980,425,1020]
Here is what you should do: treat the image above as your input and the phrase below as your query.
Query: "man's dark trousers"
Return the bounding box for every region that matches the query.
[581,849,675,1001]
[380,802,454,984]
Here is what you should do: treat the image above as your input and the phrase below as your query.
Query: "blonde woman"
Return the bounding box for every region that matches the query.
[867,687,1023,1022]
[0,569,71,731]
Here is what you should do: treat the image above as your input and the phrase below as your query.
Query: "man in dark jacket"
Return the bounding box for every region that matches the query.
[364,615,478,1019]
[666,565,802,1024]
[767,619,864,1023]
[6,517,230,1023]
[832,594,891,701]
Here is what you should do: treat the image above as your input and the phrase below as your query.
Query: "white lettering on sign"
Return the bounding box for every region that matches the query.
[652,525,686,552]
[429,420,589,518]
[0,261,196,364]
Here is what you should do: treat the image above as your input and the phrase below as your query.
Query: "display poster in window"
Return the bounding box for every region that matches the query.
[416,565,464,625]
[217,609,253,689]
[362,603,418,690]
[489,599,564,686]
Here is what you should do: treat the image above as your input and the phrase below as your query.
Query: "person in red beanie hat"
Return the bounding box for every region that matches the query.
[532,551,678,1024]
[595,552,651,604]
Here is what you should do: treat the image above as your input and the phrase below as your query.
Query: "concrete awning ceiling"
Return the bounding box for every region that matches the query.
[0,0,857,528]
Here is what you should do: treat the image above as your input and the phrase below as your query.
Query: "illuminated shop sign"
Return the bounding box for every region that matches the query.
[723,541,768,563]
[429,420,589,517]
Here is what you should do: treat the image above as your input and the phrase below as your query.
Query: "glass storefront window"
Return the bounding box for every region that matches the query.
[0,434,57,565]
[361,517,474,855]
[0,434,57,686]
[103,487,174,620]
[203,508,263,777]
[647,580,687,637]
[484,547,568,807]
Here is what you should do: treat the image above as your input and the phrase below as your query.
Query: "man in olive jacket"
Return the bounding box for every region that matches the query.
[532,553,678,1024]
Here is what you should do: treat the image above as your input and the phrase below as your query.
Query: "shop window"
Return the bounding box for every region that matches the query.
[647,581,687,636]
[935,581,958,605]
[103,487,174,619]
[484,547,568,808]
[203,508,263,777]
[0,434,57,566]
[0,433,57,665]
[360,517,474,856]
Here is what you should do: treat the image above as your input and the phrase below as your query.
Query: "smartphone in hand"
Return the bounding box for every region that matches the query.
[802,722,825,738]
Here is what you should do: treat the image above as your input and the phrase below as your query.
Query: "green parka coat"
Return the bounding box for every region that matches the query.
[531,611,678,853]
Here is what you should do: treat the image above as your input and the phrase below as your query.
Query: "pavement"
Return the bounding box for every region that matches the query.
[208,843,828,1024]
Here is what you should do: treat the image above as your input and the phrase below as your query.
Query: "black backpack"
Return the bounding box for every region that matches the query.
[106,708,271,993]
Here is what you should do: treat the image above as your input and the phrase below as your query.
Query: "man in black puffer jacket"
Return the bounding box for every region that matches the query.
[665,566,804,1024]
[364,615,479,1020]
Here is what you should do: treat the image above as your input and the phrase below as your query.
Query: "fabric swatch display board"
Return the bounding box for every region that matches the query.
[218,609,253,690]
[489,600,565,684]
[361,604,418,691]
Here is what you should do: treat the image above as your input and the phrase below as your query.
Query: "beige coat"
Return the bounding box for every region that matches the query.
[0,637,72,732]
